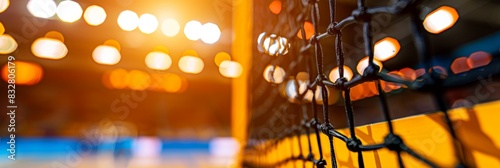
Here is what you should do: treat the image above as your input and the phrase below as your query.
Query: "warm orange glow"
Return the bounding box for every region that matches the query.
[263,65,285,84]
[219,61,243,78]
[0,21,4,35]
[467,51,492,69]
[84,5,106,26]
[0,0,9,13]
[297,22,314,40]
[374,37,400,61]
[0,34,17,54]
[127,70,151,90]
[32,31,68,60]
[117,10,139,31]
[329,65,353,82]
[145,51,172,70]
[109,68,129,89]
[269,0,281,14]
[56,0,82,23]
[350,84,364,101]
[450,57,470,74]
[2,61,43,85]
[161,18,180,37]
[179,55,204,74]
[423,6,459,34]
[214,52,232,66]
[356,57,383,75]
[164,73,183,93]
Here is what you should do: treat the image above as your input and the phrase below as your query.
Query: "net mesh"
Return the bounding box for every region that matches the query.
[244,0,470,167]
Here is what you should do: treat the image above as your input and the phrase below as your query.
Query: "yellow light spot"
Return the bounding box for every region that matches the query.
[84,5,106,26]
[423,6,459,34]
[219,60,243,78]
[178,56,204,74]
[214,52,231,66]
[138,13,158,34]
[161,18,180,37]
[163,73,182,93]
[297,22,314,40]
[356,57,383,75]
[268,0,281,15]
[0,22,4,35]
[329,65,353,82]
[304,86,329,104]
[2,61,43,85]
[109,68,129,89]
[127,70,150,90]
[117,10,139,31]
[56,0,82,23]
[374,37,400,61]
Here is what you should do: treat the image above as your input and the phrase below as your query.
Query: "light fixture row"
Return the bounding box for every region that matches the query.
[25,0,221,44]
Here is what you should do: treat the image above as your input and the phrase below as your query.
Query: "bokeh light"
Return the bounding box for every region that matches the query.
[93,40,121,65]
[138,13,159,34]
[399,67,417,81]
[161,18,180,37]
[145,51,172,70]
[109,68,129,89]
[179,55,204,74]
[32,37,67,59]
[117,10,139,31]
[467,51,492,69]
[56,0,82,23]
[423,6,459,34]
[269,0,281,15]
[201,23,221,44]
[127,70,151,90]
[219,61,243,78]
[0,34,17,54]
[356,57,383,75]
[263,65,285,84]
[84,5,106,26]
[184,20,202,41]
[2,61,43,85]
[450,57,470,74]
[32,31,67,59]
[27,0,57,18]
[214,52,231,66]
[0,0,9,13]
[329,66,353,82]
[163,73,183,93]
[374,37,400,61]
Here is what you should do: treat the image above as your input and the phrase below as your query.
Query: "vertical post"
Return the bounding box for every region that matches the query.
[232,0,252,167]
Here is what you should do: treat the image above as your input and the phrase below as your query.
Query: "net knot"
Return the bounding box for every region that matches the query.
[327,22,341,35]
[346,138,362,152]
[384,133,403,151]
[352,7,371,21]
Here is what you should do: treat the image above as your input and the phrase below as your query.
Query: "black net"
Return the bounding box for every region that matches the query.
[244,0,477,167]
